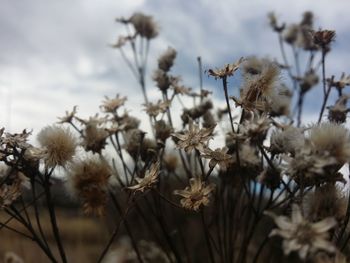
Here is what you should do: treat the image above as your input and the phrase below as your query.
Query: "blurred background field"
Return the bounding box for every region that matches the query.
[0,208,109,263]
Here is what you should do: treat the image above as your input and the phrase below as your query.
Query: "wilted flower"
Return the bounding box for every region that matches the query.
[68,157,112,216]
[172,120,215,152]
[327,95,350,123]
[117,112,140,131]
[57,106,78,124]
[236,58,281,111]
[174,177,215,211]
[171,84,192,96]
[309,122,350,164]
[158,47,177,72]
[283,24,299,45]
[80,118,110,154]
[207,57,243,80]
[128,162,159,192]
[299,70,319,93]
[330,73,350,92]
[143,100,170,118]
[155,120,173,142]
[268,84,292,116]
[153,69,172,91]
[267,12,285,33]
[37,125,77,167]
[269,126,305,155]
[2,129,31,150]
[241,113,271,143]
[181,100,213,124]
[257,165,281,189]
[266,204,337,260]
[100,94,127,113]
[129,12,159,39]
[313,30,336,49]
[0,168,29,208]
[305,184,347,223]
[201,147,232,171]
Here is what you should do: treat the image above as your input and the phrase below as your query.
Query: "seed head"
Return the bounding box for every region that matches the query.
[37,125,77,167]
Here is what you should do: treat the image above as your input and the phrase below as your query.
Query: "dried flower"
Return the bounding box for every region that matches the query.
[80,118,109,154]
[305,184,347,223]
[299,70,319,93]
[174,177,215,211]
[158,47,177,72]
[129,12,159,39]
[68,157,112,216]
[269,126,305,155]
[237,58,281,111]
[172,120,215,152]
[153,69,172,91]
[57,106,78,124]
[241,113,271,143]
[37,125,77,167]
[124,129,145,159]
[181,100,213,124]
[2,130,31,150]
[100,94,127,113]
[117,112,140,131]
[0,168,29,208]
[268,84,292,116]
[266,204,337,260]
[257,166,281,189]
[313,30,336,49]
[283,24,299,45]
[155,120,173,142]
[207,57,243,80]
[143,100,170,118]
[309,123,350,164]
[128,162,159,192]
[171,84,192,96]
[327,95,350,123]
[201,147,232,171]
[267,12,285,33]
[330,73,350,92]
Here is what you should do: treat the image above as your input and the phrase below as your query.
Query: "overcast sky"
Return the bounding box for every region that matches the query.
[1,0,350,135]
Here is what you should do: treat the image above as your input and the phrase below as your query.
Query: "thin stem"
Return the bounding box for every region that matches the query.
[44,174,67,263]
[222,77,235,133]
[201,211,216,263]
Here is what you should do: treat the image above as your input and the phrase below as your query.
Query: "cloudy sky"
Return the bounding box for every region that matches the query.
[1,0,350,136]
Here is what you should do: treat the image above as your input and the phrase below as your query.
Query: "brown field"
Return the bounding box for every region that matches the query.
[0,209,111,263]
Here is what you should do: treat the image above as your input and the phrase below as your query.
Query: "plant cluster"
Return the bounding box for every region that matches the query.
[1,11,350,263]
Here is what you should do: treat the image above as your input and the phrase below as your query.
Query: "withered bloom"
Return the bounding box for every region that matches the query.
[57,106,78,124]
[266,205,337,260]
[313,30,336,49]
[78,116,110,153]
[158,47,177,72]
[68,157,112,216]
[201,147,232,171]
[172,119,215,152]
[37,125,77,167]
[143,100,170,118]
[128,162,159,192]
[100,94,127,113]
[327,95,350,123]
[129,12,159,39]
[174,177,215,211]
[207,57,243,80]
[0,168,29,208]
